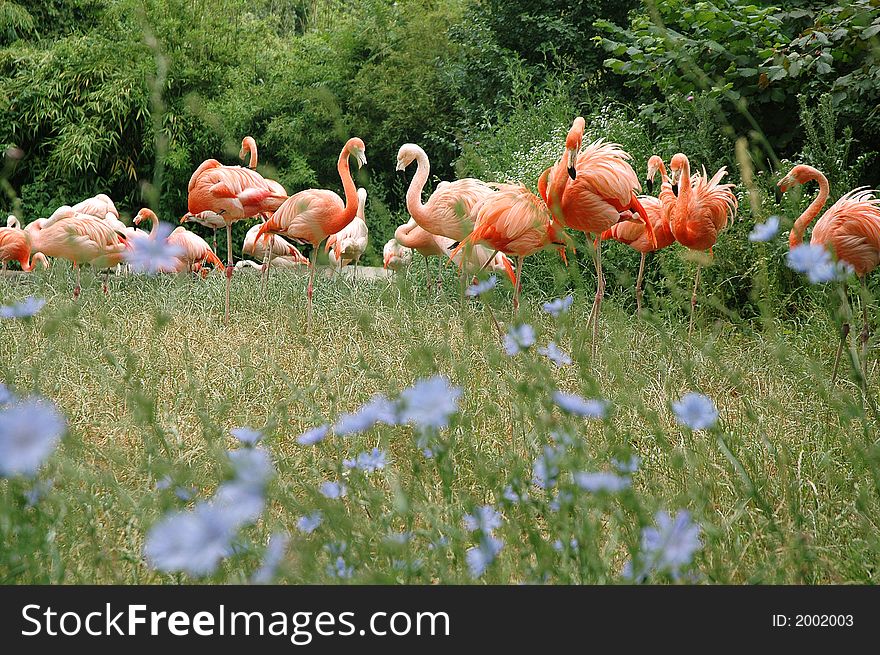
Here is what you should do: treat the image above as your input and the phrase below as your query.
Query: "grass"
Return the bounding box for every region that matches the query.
[1,259,879,584]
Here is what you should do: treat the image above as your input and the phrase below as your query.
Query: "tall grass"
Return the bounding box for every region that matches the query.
[1,261,878,584]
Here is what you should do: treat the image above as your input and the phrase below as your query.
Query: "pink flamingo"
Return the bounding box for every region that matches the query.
[188,141,289,321]
[1,223,45,272]
[601,156,678,314]
[25,207,127,297]
[450,183,569,317]
[383,238,413,271]
[667,153,738,335]
[72,193,119,220]
[134,209,224,274]
[779,164,880,381]
[240,136,287,199]
[542,117,655,351]
[326,187,369,276]
[181,210,226,251]
[256,137,367,327]
[395,143,493,241]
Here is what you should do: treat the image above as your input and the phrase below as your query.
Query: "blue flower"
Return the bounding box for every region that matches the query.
[466,535,504,578]
[296,511,324,534]
[532,445,565,489]
[251,532,290,584]
[326,556,354,579]
[538,342,572,367]
[465,275,497,297]
[552,391,609,418]
[748,215,780,242]
[297,424,329,445]
[319,481,347,499]
[503,324,536,355]
[0,296,46,319]
[672,392,718,430]
[428,536,449,550]
[0,383,12,405]
[398,376,462,430]
[0,396,66,477]
[230,427,263,446]
[552,538,579,552]
[612,455,641,474]
[635,510,702,580]
[464,505,503,533]
[343,447,387,472]
[227,447,274,489]
[155,476,172,491]
[572,471,631,493]
[124,222,185,274]
[548,489,573,512]
[24,478,53,507]
[502,485,529,505]
[212,481,265,527]
[542,295,574,317]
[333,395,398,435]
[550,429,577,447]
[175,486,197,501]
[143,502,237,576]
[786,243,851,284]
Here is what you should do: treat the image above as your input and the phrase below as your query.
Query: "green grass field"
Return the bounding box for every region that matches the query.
[1,262,878,584]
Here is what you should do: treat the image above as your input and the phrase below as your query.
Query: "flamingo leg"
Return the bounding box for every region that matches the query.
[860,278,870,387]
[73,263,81,300]
[307,244,318,331]
[688,264,701,337]
[512,255,524,321]
[636,252,646,316]
[224,223,233,324]
[831,322,850,385]
[586,238,604,356]
[261,246,272,296]
[102,268,109,296]
[212,228,218,253]
[424,255,430,292]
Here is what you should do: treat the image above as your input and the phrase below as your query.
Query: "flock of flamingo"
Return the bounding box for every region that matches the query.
[2,116,880,365]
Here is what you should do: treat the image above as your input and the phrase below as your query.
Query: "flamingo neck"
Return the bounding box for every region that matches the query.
[245,140,257,168]
[404,149,431,225]
[789,169,829,247]
[658,161,670,188]
[328,145,358,236]
[672,158,693,235]
[547,153,570,221]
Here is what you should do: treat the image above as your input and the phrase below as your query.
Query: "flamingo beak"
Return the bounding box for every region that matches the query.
[646,178,654,194]
[566,148,577,180]
[395,160,405,172]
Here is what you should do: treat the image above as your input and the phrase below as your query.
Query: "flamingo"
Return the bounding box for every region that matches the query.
[188,141,289,322]
[395,143,494,242]
[601,156,678,314]
[779,164,880,382]
[542,117,655,352]
[326,187,369,276]
[243,222,308,268]
[235,257,306,271]
[72,193,119,220]
[393,218,452,290]
[181,210,227,252]
[25,207,127,297]
[449,183,569,317]
[256,137,367,328]
[134,208,224,274]
[240,136,287,199]
[1,222,41,272]
[383,238,413,271]
[667,153,738,335]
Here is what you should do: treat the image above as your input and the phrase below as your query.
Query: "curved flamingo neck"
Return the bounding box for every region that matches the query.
[404,148,431,224]
[789,168,829,247]
[547,155,570,220]
[242,137,257,168]
[672,157,693,235]
[658,161,670,187]
[327,143,359,236]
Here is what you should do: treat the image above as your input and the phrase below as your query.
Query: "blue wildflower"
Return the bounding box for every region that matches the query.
[24,478,53,507]
[398,376,462,430]
[612,455,641,474]
[156,476,172,491]
[503,324,536,355]
[326,556,355,579]
[464,505,503,533]
[0,296,46,319]
[787,243,851,284]
[502,485,528,505]
[227,447,274,489]
[297,424,329,445]
[230,427,263,446]
[296,511,324,534]
[466,535,504,578]
[465,275,497,297]
[552,391,609,418]
[542,295,574,317]
[319,481,347,499]
[343,447,388,472]
[251,532,290,584]
[573,471,631,493]
[212,481,265,527]
[532,445,565,489]
[748,215,780,242]
[548,489,573,512]
[143,502,236,576]
[333,395,398,436]
[124,222,185,274]
[635,510,703,580]
[175,486,197,501]
[552,538,579,552]
[0,396,66,478]
[672,392,718,430]
[538,342,572,367]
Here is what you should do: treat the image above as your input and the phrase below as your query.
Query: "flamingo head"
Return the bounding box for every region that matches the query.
[240,136,256,160]
[395,143,421,171]
[646,155,664,193]
[357,188,368,218]
[6,214,19,229]
[777,165,812,193]
[133,208,157,226]
[565,117,585,180]
[668,153,689,185]
[347,138,367,169]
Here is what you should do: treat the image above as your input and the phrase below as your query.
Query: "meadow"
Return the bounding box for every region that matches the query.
[1,260,878,584]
